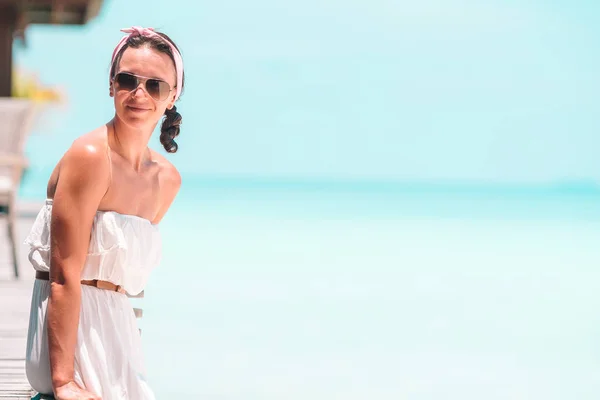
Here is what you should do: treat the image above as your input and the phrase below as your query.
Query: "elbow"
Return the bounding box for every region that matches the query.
[49,280,81,302]
[49,278,80,291]
[48,263,82,297]
[49,256,82,285]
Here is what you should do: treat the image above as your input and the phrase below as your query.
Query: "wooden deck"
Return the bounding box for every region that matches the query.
[0,200,46,399]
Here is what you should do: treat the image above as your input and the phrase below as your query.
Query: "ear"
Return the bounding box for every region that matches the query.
[109,81,114,97]
[166,93,176,110]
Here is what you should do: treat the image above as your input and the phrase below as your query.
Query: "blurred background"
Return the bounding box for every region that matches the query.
[2,0,600,399]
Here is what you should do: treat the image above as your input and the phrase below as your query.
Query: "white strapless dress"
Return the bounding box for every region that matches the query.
[24,199,162,399]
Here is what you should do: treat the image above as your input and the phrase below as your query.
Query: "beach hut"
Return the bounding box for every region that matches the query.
[0,0,104,279]
[0,0,105,97]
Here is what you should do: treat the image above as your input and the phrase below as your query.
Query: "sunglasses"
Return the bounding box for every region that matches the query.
[112,72,173,101]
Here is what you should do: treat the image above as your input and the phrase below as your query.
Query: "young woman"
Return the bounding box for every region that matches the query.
[24,26,185,399]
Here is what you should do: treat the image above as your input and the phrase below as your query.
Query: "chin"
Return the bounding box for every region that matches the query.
[118,107,159,128]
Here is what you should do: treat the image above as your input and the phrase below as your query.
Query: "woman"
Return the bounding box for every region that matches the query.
[24,26,184,399]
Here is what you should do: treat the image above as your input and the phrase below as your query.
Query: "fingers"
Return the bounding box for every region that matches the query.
[77,386,101,400]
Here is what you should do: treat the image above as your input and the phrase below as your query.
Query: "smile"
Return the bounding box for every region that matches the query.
[127,105,149,112]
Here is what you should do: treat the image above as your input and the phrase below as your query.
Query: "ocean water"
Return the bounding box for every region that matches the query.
[100,178,600,400]
[16,172,600,399]
[17,172,600,398]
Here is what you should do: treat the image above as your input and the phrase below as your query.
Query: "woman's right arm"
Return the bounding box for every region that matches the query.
[46,141,109,394]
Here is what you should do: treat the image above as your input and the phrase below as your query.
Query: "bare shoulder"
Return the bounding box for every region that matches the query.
[61,128,110,170]
[149,150,181,224]
[51,128,111,214]
[150,149,182,190]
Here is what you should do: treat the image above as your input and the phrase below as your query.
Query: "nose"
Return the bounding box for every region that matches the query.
[132,83,147,98]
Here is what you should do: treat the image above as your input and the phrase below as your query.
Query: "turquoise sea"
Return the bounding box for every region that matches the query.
[19,175,600,399]
[152,181,600,399]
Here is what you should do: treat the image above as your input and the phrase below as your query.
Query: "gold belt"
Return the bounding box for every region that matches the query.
[35,270,127,294]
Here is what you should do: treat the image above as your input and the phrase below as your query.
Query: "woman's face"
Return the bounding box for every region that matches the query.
[111,46,177,130]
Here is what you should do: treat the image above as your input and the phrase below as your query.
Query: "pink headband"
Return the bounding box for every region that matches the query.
[111,26,184,101]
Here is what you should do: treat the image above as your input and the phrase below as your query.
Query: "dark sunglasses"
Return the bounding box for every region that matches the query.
[112,72,173,101]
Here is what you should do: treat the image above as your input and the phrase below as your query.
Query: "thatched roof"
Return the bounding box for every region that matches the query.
[0,0,103,39]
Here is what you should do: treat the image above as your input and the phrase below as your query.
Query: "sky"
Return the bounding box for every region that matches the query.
[14,0,600,185]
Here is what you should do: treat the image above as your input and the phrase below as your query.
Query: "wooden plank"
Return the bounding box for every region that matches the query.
[127,290,145,299]
[0,277,34,399]
[0,206,50,399]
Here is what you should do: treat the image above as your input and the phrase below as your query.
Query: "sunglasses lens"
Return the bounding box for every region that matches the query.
[146,79,170,101]
[114,73,138,92]
[114,73,171,101]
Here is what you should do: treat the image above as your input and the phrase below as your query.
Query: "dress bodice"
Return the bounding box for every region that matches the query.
[25,199,162,295]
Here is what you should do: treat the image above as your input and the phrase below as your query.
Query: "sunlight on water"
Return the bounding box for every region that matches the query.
[126,183,600,400]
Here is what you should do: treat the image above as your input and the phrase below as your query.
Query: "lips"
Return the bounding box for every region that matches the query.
[126,105,150,112]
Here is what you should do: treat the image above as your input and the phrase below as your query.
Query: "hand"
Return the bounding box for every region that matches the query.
[54,381,101,400]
